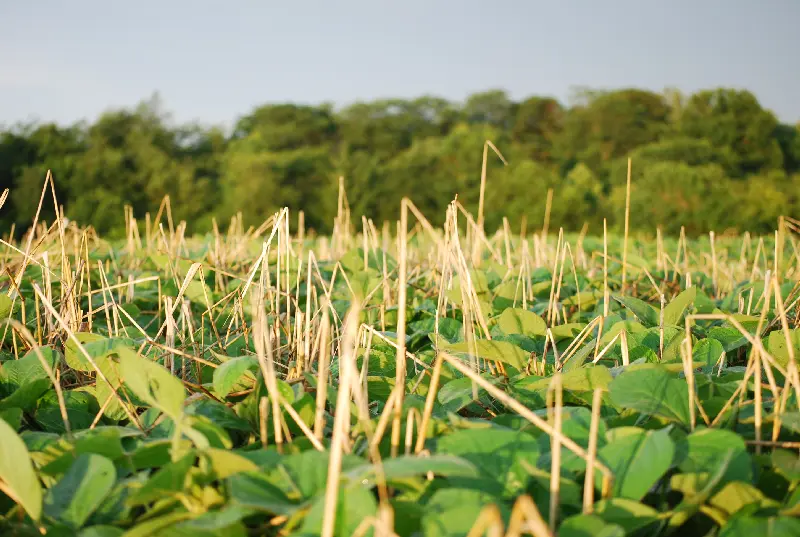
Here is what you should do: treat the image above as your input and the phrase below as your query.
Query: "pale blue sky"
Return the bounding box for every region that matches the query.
[1,1,798,128]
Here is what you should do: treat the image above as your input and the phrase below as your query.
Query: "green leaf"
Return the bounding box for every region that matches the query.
[0,346,59,389]
[559,514,625,537]
[35,389,96,433]
[118,348,185,419]
[345,455,479,487]
[591,498,660,534]
[709,481,778,516]
[184,280,210,305]
[0,378,51,412]
[772,449,800,482]
[550,323,584,340]
[0,406,22,429]
[663,287,697,326]
[79,526,125,537]
[497,308,547,337]
[609,366,690,425]
[44,453,116,529]
[0,416,42,521]
[202,448,259,479]
[525,366,613,393]
[299,484,377,537]
[65,333,134,372]
[438,375,498,413]
[264,450,362,500]
[227,472,297,515]
[0,294,13,319]
[719,515,800,537]
[612,294,659,327]
[186,399,252,432]
[443,339,528,370]
[766,329,800,369]
[212,356,259,398]
[596,427,674,501]
[120,511,194,537]
[435,428,539,496]
[692,338,725,371]
[421,488,500,537]
[676,428,752,485]
[95,355,127,422]
[128,452,195,506]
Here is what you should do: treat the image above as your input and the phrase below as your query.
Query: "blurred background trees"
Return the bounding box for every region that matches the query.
[1,87,798,237]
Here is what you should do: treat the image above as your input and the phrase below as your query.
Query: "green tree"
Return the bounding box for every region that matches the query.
[680,89,782,177]
[556,89,670,177]
[511,96,564,165]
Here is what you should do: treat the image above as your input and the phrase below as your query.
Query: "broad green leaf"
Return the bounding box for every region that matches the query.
[609,366,690,425]
[719,515,800,537]
[446,270,490,305]
[226,472,297,515]
[299,484,377,537]
[118,348,185,419]
[44,453,116,529]
[212,355,259,398]
[692,338,725,371]
[676,428,752,484]
[166,505,253,534]
[772,449,800,482]
[79,527,125,537]
[39,427,128,475]
[186,399,252,432]
[435,428,539,496]
[119,511,194,537]
[559,514,625,537]
[345,454,479,487]
[612,294,659,327]
[780,412,800,435]
[95,355,127,422]
[550,323,584,340]
[0,346,59,390]
[592,498,660,533]
[524,366,612,393]
[497,308,547,337]
[0,416,42,521]
[0,406,22,429]
[0,294,12,318]
[202,448,259,479]
[0,378,51,411]
[438,375,497,413]
[444,339,528,370]
[709,481,778,516]
[766,329,800,369]
[421,488,500,537]
[264,450,362,500]
[596,427,674,501]
[663,287,697,326]
[184,279,210,305]
[65,333,133,372]
[36,389,96,433]
[709,326,749,352]
[128,452,195,506]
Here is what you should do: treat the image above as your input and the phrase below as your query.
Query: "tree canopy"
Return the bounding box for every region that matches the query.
[1,87,797,237]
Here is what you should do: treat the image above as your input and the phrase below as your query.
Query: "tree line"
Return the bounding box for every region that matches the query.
[1,87,799,237]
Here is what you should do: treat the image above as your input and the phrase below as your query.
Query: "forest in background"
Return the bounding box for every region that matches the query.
[1,87,799,237]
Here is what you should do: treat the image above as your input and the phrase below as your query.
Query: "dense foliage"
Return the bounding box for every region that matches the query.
[2,87,799,237]
[1,175,800,535]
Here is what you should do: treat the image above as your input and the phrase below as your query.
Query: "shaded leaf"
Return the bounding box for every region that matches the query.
[44,454,116,529]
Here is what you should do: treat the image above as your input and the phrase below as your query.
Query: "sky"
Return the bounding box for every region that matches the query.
[1,1,798,128]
